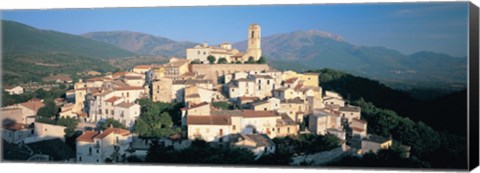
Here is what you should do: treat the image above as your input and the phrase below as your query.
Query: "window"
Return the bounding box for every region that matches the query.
[106,109,109,115]
[251,31,255,38]
[79,156,82,162]
[232,125,236,130]
[96,149,99,153]
[89,147,92,155]
[267,80,270,85]
[258,86,261,90]
[287,127,290,133]
[116,137,119,144]
[197,51,200,55]
[264,108,267,111]
[99,109,102,114]
[96,159,99,162]
[127,92,130,97]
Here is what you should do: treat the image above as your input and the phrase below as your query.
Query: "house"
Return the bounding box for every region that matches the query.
[24,122,67,143]
[228,78,256,99]
[4,85,24,95]
[278,97,307,123]
[184,85,217,105]
[180,102,211,127]
[236,96,259,108]
[228,133,276,159]
[308,110,342,135]
[187,110,298,142]
[360,134,392,154]
[132,65,153,75]
[339,105,361,123]
[1,121,33,144]
[76,128,132,163]
[152,77,173,103]
[350,118,368,138]
[252,97,280,111]
[323,97,345,107]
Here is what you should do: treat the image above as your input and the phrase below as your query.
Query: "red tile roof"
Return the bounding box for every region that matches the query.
[114,86,144,91]
[285,77,298,84]
[3,122,28,131]
[238,96,259,101]
[187,115,231,125]
[240,110,277,118]
[133,65,152,69]
[19,99,45,112]
[105,96,122,103]
[76,131,98,142]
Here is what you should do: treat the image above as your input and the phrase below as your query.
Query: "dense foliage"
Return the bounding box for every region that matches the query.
[145,140,256,164]
[37,99,59,118]
[134,98,181,138]
[212,101,235,110]
[99,118,126,130]
[207,55,216,64]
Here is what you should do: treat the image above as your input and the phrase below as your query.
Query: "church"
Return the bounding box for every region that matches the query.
[186,24,262,64]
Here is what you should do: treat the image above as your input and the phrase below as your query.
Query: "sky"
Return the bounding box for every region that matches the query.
[1,2,469,57]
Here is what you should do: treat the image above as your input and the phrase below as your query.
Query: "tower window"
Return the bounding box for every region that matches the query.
[251,31,255,38]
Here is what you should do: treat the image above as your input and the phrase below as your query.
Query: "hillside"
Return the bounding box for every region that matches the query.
[2,52,116,85]
[313,68,467,136]
[1,20,130,85]
[82,31,197,57]
[234,30,467,91]
[2,20,135,58]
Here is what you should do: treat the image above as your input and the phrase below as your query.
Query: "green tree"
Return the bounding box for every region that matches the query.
[207,55,216,64]
[257,56,267,64]
[57,117,79,138]
[190,59,201,64]
[246,56,256,64]
[100,118,126,130]
[217,58,228,64]
[135,98,180,138]
[235,61,243,64]
[37,99,58,118]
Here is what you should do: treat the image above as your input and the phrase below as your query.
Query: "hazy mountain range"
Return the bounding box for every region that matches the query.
[2,20,467,91]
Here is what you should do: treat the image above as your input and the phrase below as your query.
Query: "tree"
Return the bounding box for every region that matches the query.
[135,99,180,138]
[207,55,216,64]
[190,59,201,64]
[246,56,256,64]
[57,117,79,138]
[257,56,267,64]
[37,99,58,118]
[100,118,126,130]
[217,58,228,64]
[235,61,243,64]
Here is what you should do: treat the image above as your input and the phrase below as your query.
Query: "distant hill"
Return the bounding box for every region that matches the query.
[1,20,129,85]
[234,30,467,91]
[314,68,466,136]
[2,20,136,58]
[82,31,197,57]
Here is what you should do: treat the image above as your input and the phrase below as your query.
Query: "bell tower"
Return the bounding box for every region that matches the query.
[245,24,262,61]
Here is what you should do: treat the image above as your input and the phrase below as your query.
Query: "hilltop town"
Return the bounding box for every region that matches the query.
[2,24,409,164]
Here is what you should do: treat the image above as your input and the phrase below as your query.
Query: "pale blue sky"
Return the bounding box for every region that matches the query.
[2,2,469,57]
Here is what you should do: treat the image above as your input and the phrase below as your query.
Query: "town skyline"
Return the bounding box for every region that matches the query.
[2,2,469,57]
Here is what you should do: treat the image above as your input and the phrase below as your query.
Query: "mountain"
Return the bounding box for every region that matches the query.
[234,30,467,91]
[82,31,197,57]
[2,20,136,58]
